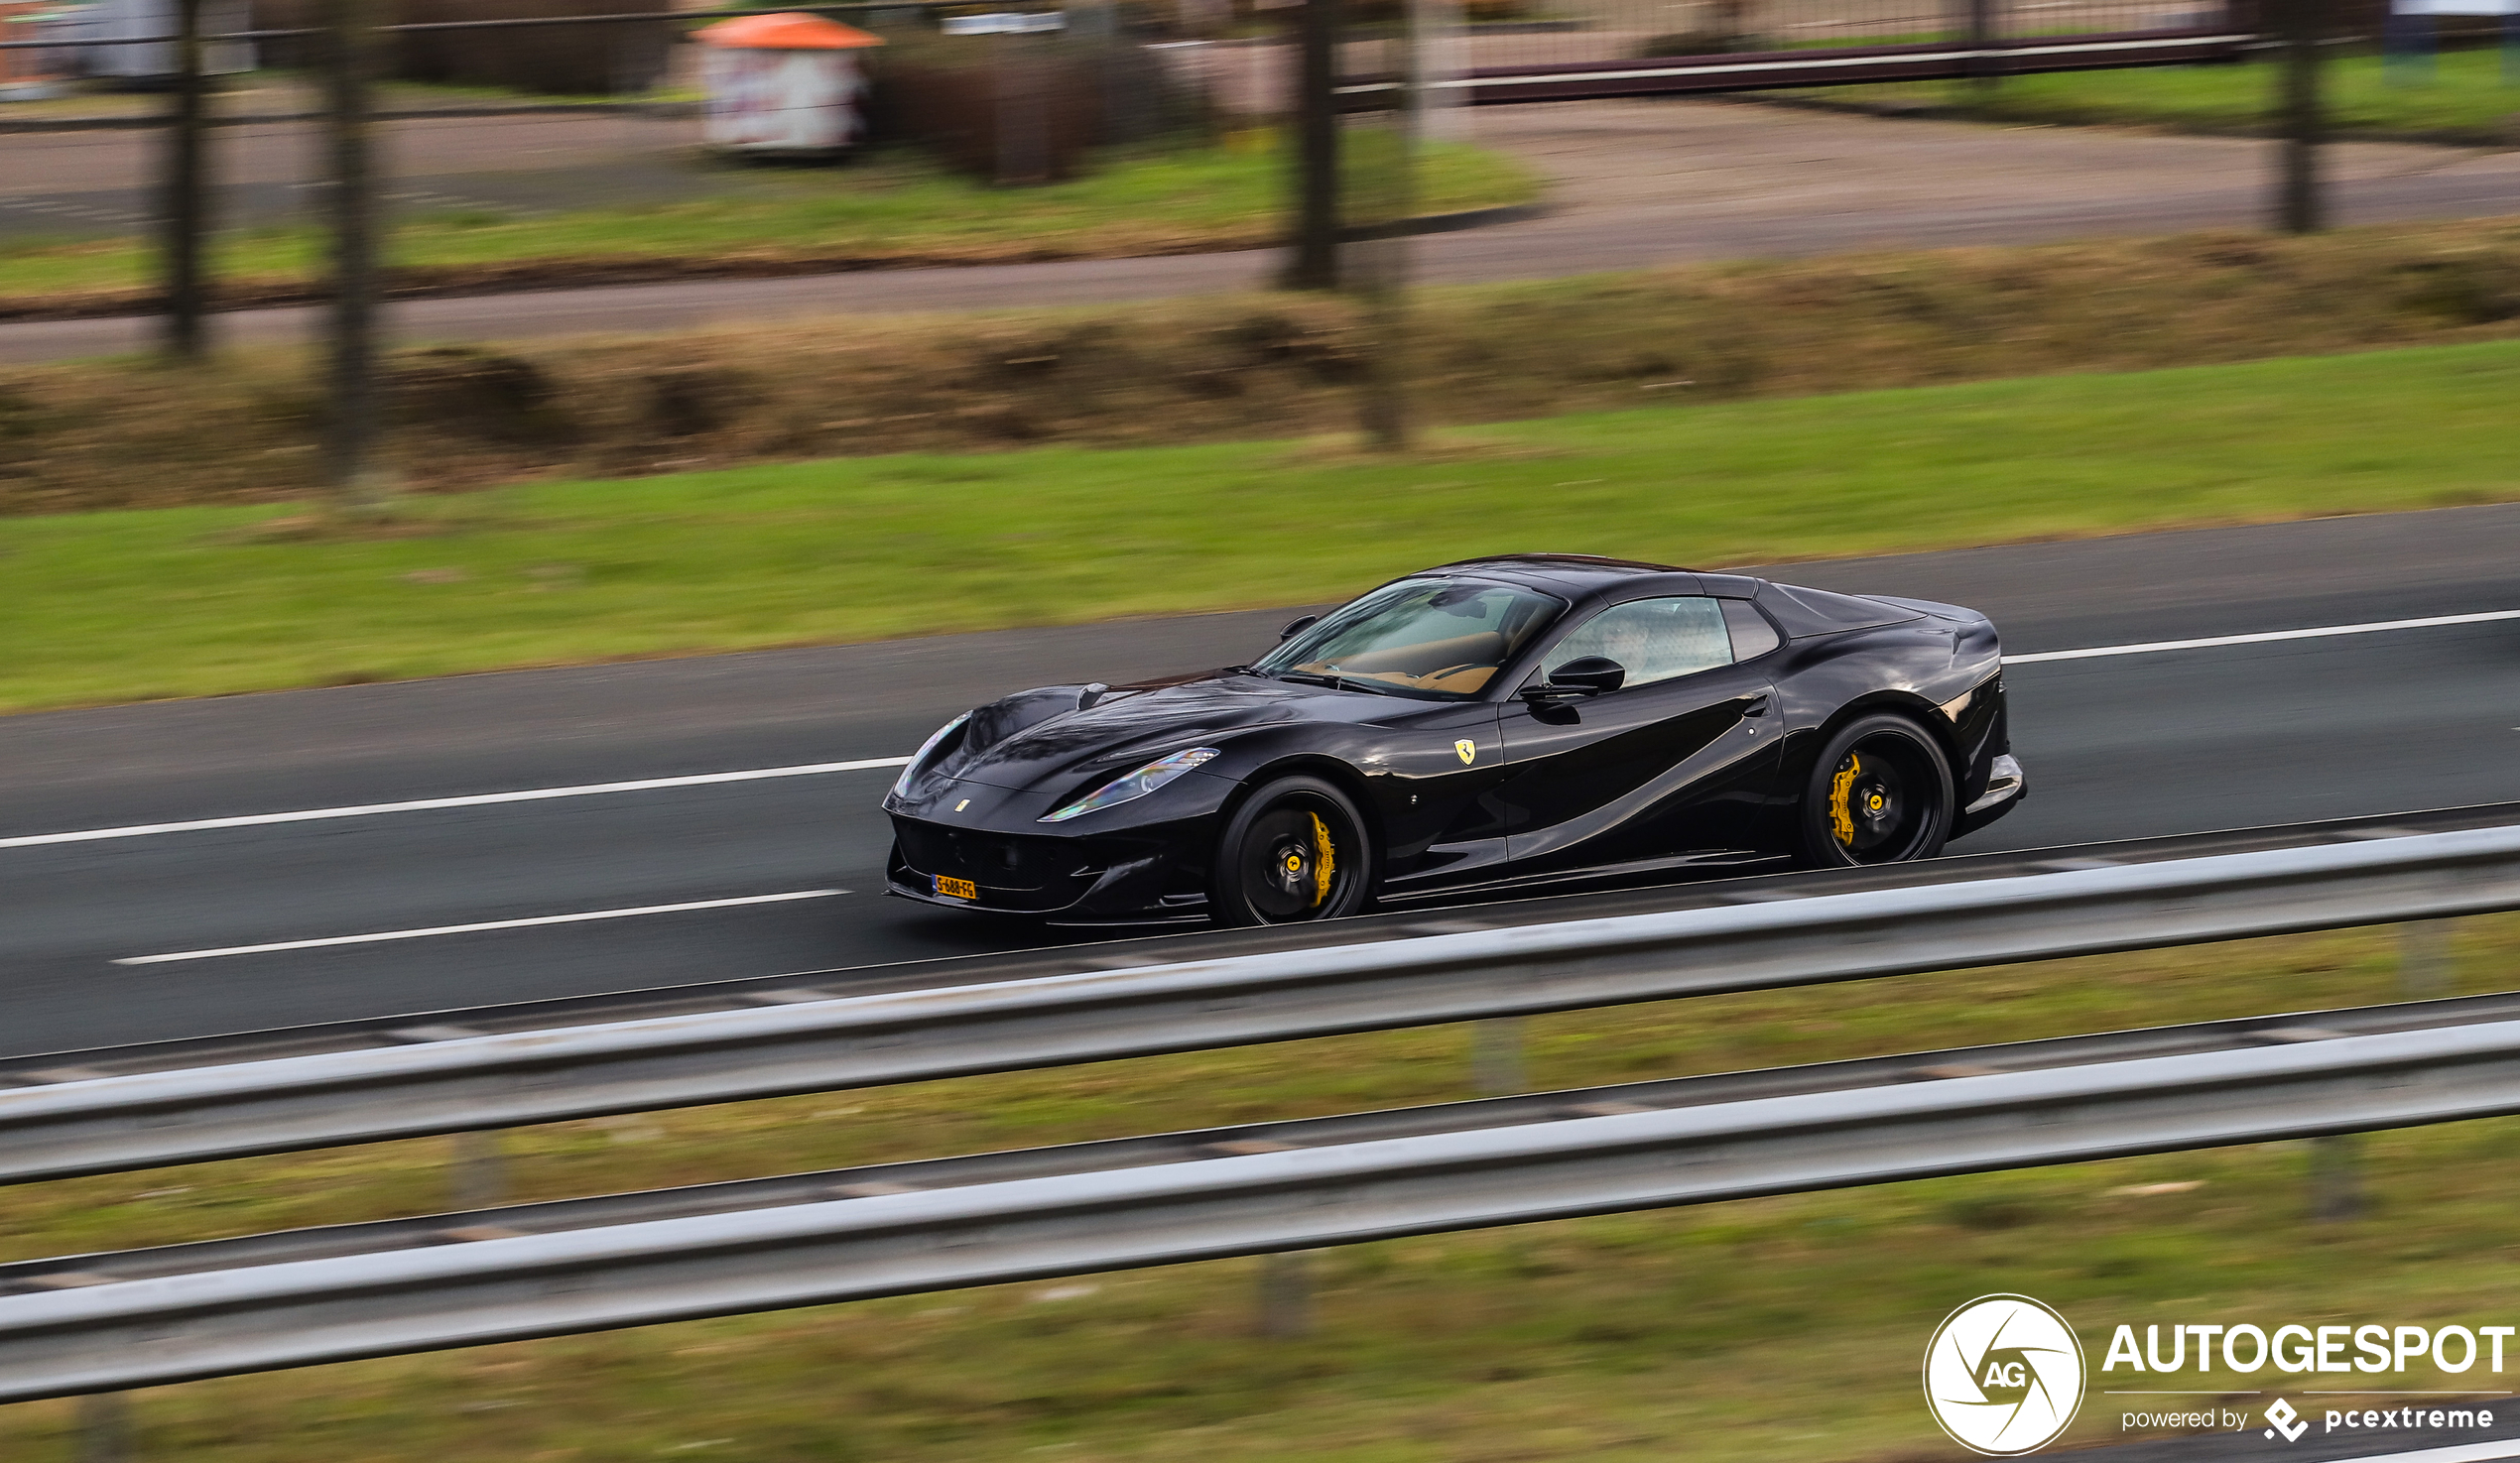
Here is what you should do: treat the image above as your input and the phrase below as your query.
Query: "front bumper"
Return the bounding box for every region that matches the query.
[885,823,1206,920]
[881,772,1234,920]
[1952,753,2026,839]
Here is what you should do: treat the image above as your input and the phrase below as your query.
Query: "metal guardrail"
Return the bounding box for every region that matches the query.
[5,820,2520,1184]
[13,801,2514,1086]
[14,986,2514,1294]
[9,1002,2520,1401]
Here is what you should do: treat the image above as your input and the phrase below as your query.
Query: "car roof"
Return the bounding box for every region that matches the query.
[1415,553,1699,594]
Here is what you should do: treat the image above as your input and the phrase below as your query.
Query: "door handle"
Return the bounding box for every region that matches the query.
[1742,695,1771,717]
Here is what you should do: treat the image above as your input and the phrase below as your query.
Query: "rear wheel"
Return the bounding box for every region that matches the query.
[1796,713,1953,867]
[1209,776,1372,926]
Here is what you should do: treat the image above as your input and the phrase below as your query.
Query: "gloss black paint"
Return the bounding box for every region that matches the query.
[883,555,2018,921]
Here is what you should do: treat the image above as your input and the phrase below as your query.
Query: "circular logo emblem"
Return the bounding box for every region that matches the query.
[1923,1294,2085,1455]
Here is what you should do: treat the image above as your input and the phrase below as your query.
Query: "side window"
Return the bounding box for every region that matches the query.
[1721,598,1781,661]
[1544,597,1733,690]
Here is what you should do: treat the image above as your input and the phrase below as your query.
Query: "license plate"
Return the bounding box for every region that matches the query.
[935,875,978,901]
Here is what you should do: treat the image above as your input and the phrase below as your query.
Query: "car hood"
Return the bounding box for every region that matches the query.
[931,674,1361,792]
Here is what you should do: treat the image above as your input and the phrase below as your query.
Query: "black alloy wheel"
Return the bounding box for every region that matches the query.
[1796,713,1954,868]
[1209,775,1372,926]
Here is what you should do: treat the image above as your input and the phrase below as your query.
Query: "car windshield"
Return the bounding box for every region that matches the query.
[1253,578,1565,699]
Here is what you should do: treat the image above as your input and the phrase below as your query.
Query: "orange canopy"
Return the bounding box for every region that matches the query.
[693,12,885,49]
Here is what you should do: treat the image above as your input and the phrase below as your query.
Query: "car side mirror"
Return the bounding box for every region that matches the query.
[1521,656,1625,702]
[1278,614,1319,642]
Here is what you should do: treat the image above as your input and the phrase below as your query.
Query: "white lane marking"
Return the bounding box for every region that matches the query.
[0,758,913,851]
[2003,609,2520,666]
[114,889,845,965]
[15,608,2518,853]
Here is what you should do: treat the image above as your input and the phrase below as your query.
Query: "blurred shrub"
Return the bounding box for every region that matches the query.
[863,28,1206,183]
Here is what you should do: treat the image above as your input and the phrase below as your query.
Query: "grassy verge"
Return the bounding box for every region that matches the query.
[0,139,1534,310]
[1797,48,2520,143]
[17,216,2520,518]
[5,335,2519,712]
[2,916,2515,1461]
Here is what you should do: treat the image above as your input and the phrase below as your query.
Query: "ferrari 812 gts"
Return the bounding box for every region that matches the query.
[884,554,2024,924]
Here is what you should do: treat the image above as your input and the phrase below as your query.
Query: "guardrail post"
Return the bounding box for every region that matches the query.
[2401,918,2456,1000]
[2311,1134,2362,1221]
[76,1392,133,1463]
[1257,1251,1312,1337]
[1472,1017,1525,1095]
[451,1130,505,1209]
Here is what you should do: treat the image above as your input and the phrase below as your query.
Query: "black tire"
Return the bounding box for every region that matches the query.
[1208,775,1373,926]
[1795,713,1954,868]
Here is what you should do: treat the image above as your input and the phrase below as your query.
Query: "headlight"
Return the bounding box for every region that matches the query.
[1039,748,1220,823]
[890,713,969,799]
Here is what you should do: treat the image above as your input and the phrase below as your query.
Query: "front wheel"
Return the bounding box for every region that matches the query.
[1208,775,1373,926]
[1795,713,1953,868]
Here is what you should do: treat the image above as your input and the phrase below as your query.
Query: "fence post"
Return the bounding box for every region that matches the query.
[159,0,207,361]
[76,1392,133,1463]
[1257,1251,1312,1337]
[322,0,389,513]
[2400,919,2455,1000]
[1472,1017,1525,1096]
[2311,1133,2362,1221]
[1351,6,1414,450]
[1283,0,1341,290]
[2275,0,2328,234]
[1966,0,1999,94]
[1412,0,1464,141]
[451,1130,506,1209]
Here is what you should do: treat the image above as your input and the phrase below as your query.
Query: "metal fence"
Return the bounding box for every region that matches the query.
[8,822,2520,1184]
[8,957,2520,1400]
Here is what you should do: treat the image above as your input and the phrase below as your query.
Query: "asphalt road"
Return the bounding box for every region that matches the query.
[9,98,2520,362]
[2,504,2514,1058]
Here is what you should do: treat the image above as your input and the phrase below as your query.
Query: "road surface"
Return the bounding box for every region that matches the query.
[2,502,2514,1056]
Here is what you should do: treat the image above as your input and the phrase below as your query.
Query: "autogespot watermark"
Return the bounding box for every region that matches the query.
[1925,1296,2515,1454]
[1925,1295,2088,1455]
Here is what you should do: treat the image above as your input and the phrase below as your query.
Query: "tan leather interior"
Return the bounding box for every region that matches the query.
[1299,629,1507,693]
[1321,631,1505,675]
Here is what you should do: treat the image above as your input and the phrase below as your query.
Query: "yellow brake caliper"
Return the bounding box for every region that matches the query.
[1828,754,1861,847]
[1309,812,1336,907]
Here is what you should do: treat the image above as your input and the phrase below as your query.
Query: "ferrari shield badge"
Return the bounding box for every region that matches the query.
[1454,739,1477,765]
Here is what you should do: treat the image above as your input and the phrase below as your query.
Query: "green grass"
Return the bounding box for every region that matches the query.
[0,139,1535,304]
[1816,47,2520,141]
[2,914,2516,1462]
[6,336,2519,713]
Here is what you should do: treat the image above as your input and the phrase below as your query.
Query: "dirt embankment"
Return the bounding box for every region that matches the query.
[9,217,2520,517]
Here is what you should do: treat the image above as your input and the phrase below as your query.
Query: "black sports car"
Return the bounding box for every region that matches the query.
[884,554,2024,924]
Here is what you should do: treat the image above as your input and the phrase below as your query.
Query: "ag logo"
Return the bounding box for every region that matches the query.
[1924,1294,2085,1455]
[1454,739,1476,765]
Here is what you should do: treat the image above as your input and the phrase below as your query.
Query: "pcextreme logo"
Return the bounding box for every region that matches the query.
[1924,1295,2087,1455]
